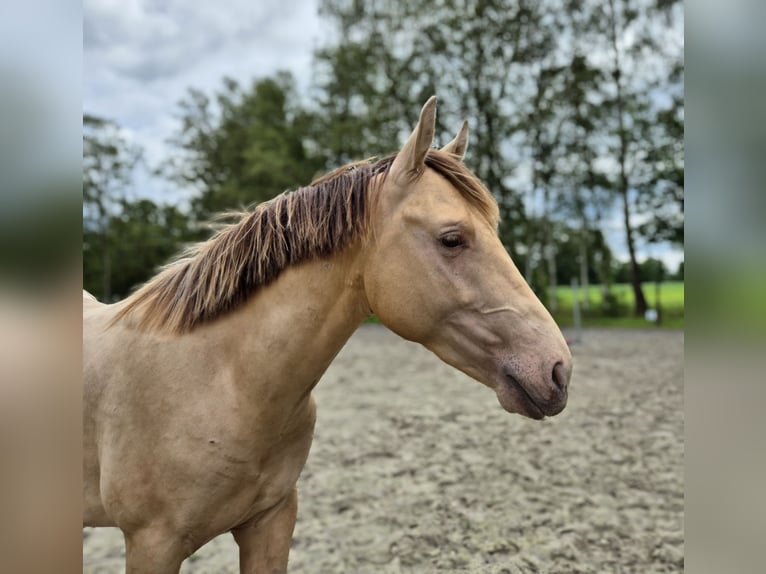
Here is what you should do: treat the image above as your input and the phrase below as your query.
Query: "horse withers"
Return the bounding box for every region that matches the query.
[83,96,572,573]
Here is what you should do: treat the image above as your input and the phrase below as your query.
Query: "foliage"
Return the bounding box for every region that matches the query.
[635,91,684,245]
[83,199,194,301]
[83,114,142,225]
[83,114,144,299]
[83,113,196,301]
[163,73,326,217]
[315,0,579,256]
[614,257,669,283]
[600,290,624,317]
[553,281,684,327]
[530,0,683,315]
[520,219,615,289]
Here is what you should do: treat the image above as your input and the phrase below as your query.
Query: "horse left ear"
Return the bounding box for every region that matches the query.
[390,96,437,182]
[441,120,469,160]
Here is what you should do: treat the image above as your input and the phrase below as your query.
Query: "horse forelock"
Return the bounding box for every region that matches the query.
[112,150,497,334]
[424,150,500,229]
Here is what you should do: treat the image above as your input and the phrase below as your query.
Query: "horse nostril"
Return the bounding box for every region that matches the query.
[552,361,569,392]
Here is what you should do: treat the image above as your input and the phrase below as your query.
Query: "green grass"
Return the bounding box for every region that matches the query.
[553,281,684,310]
[551,281,684,329]
[553,312,684,329]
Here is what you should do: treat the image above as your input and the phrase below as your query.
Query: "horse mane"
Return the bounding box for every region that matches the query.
[112,149,499,334]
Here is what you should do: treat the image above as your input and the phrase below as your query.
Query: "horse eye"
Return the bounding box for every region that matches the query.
[440,233,464,248]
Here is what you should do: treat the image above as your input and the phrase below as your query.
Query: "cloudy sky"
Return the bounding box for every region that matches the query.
[84,0,322,193]
[83,0,682,271]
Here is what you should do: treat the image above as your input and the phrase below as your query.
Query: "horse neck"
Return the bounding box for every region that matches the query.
[218,244,370,404]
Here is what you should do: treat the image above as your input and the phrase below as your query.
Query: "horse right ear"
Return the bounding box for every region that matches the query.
[441,120,469,160]
[390,96,437,183]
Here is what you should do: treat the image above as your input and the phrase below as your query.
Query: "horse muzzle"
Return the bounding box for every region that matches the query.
[495,360,570,419]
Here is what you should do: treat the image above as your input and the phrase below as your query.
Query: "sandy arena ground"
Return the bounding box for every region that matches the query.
[83,326,684,573]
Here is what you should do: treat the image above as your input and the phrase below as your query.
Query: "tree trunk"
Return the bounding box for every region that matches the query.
[96,199,112,302]
[621,187,647,315]
[608,0,647,317]
[546,241,558,312]
[579,228,590,311]
[525,175,539,285]
[524,209,536,285]
[543,186,558,312]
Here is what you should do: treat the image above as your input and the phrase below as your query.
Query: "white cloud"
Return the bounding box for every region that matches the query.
[84,0,322,200]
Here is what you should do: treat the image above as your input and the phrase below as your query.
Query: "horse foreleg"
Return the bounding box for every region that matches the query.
[232,489,298,574]
[123,526,188,574]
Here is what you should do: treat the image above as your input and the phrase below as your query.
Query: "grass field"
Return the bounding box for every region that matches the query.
[551,281,684,329]
[554,281,684,309]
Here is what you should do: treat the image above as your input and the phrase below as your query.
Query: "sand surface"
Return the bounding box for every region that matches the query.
[83,326,684,573]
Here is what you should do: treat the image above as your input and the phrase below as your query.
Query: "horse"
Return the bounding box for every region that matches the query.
[83,96,572,573]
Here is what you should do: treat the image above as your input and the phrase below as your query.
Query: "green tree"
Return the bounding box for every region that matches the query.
[551,0,682,315]
[164,73,325,217]
[603,0,648,315]
[613,257,667,283]
[674,261,684,280]
[83,199,192,299]
[553,48,615,309]
[315,0,565,259]
[598,0,682,315]
[635,90,684,246]
[553,225,614,287]
[524,62,568,311]
[83,114,142,300]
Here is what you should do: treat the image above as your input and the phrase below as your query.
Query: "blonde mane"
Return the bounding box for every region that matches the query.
[113,150,499,334]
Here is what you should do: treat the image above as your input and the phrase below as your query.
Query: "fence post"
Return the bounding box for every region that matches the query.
[655,279,662,326]
[571,278,582,344]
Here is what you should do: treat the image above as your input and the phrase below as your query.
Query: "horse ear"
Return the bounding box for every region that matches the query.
[441,120,469,160]
[391,96,437,182]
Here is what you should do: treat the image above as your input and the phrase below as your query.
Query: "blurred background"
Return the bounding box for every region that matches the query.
[12,0,766,572]
[83,0,684,329]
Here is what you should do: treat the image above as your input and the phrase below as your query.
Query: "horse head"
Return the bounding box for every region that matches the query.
[362,97,572,419]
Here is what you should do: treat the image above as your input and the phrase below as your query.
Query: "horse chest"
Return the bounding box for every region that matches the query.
[208,396,317,518]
